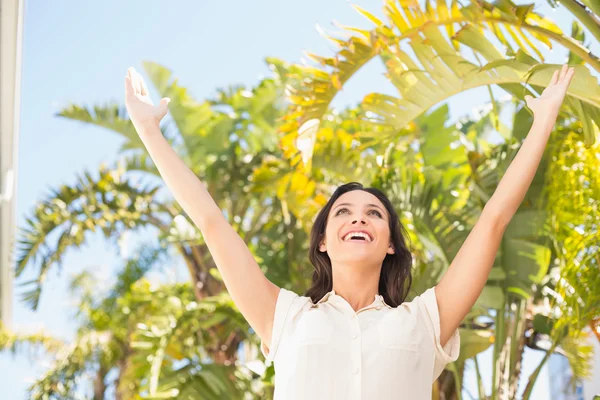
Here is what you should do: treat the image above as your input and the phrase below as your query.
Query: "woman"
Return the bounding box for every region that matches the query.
[124,64,575,399]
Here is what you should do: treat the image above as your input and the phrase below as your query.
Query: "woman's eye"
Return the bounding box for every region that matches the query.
[335,208,381,217]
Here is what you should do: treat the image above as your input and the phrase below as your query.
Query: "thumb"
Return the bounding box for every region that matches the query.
[159,97,171,112]
[524,95,533,102]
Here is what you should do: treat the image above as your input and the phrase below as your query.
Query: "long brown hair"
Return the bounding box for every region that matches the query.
[304,182,413,307]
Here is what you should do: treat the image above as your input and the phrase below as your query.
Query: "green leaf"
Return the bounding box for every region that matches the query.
[475,286,504,309]
[568,21,587,65]
[532,314,554,335]
[458,328,494,360]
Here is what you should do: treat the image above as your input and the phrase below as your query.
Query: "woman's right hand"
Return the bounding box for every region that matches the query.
[124,67,171,128]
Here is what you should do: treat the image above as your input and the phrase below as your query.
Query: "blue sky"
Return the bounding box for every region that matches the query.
[1,0,595,399]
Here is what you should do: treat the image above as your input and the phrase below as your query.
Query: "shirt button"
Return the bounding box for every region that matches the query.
[353,367,360,375]
[352,331,358,339]
[351,314,356,319]
[376,305,382,310]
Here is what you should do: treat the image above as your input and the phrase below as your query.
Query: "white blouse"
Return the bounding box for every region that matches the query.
[260,286,460,400]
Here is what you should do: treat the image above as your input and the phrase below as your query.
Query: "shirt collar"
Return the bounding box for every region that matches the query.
[315,288,392,309]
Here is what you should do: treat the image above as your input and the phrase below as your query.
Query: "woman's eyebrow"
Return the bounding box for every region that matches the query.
[333,202,384,212]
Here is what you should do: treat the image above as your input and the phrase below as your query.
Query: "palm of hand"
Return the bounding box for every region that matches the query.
[524,64,575,118]
[124,67,171,127]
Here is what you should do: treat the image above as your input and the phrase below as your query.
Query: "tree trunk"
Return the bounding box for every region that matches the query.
[497,314,514,399]
[180,243,222,301]
[439,369,459,400]
[182,243,244,368]
[115,343,137,400]
[93,366,107,400]
[507,298,533,399]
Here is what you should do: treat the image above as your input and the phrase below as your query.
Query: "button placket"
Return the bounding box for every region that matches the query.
[349,312,362,399]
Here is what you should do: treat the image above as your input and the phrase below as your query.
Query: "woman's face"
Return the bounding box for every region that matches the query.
[319,190,395,266]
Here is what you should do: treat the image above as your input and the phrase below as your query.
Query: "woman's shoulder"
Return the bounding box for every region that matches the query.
[398,287,437,306]
[276,287,314,313]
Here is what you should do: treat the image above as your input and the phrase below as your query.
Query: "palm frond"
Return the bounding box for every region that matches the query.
[148,362,252,400]
[27,330,112,400]
[56,101,172,152]
[14,164,168,309]
[556,0,600,43]
[0,324,65,355]
[125,284,253,398]
[280,0,600,171]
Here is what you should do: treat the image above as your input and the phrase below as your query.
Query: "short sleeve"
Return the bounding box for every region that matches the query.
[418,286,460,381]
[260,287,300,366]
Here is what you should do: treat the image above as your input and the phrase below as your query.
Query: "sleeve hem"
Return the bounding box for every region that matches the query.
[260,288,299,366]
[420,286,461,381]
[437,326,460,363]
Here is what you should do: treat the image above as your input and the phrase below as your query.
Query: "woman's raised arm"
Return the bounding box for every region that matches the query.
[435,65,575,347]
[124,67,280,349]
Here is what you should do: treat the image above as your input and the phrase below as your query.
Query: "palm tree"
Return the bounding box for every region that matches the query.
[278,0,600,182]
[372,101,600,399]
[520,125,600,399]
[11,52,384,395]
[12,63,316,393]
[274,1,600,398]
[2,243,261,399]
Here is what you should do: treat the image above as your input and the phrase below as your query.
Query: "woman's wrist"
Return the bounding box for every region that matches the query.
[531,113,558,134]
[133,119,161,136]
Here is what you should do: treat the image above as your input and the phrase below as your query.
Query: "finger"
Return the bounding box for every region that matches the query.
[550,70,559,86]
[559,64,568,82]
[564,67,575,86]
[127,68,138,94]
[136,71,144,95]
[141,78,149,97]
[124,76,133,96]
[160,97,171,113]
[131,68,142,94]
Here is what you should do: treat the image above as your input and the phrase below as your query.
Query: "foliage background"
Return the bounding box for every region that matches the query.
[1,0,598,399]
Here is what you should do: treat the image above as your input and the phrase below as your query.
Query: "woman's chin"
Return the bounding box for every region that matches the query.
[337,251,379,262]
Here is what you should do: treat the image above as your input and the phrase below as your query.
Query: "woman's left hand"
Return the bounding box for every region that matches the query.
[524,64,575,122]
